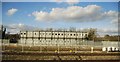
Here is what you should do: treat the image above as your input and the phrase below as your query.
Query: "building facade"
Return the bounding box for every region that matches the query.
[20,30,90,46]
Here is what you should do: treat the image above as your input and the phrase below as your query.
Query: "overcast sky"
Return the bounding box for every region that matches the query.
[2,1,119,36]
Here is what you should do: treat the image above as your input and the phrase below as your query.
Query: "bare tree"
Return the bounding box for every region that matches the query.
[69,27,76,31]
[87,28,97,40]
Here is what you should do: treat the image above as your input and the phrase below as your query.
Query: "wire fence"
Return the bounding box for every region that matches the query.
[2,39,103,46]
[1,39,120,52]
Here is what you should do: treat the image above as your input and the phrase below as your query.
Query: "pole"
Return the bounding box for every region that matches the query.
[91,47,93,53]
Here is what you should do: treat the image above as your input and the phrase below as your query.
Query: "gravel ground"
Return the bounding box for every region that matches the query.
[2,55,120,60]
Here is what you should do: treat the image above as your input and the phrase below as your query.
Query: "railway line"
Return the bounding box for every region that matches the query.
[2,51,120,56]
[2,51,120,60]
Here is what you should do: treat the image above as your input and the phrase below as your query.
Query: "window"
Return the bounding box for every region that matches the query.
[55,34,57,35]
[75,38,77,40]
[51,38,52,40]
[85,34,87,36]
[35,33,36,35]
[21,33,22,35]
[24,33,26,35]
[61,34,63,35]
[74,34,75,36]
[70,34,72,36]
[58,34,60,35]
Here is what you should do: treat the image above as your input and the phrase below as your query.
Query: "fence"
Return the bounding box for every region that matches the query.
[1,39,120,52]
[1,39,103,46]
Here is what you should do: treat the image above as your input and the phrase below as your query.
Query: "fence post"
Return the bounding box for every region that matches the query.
[91,47,93,53]
[39,40,41,53]
[22,39,23,52]
[58,43,59,53]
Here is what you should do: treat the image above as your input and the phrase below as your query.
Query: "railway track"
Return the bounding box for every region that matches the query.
[2,51,120,56]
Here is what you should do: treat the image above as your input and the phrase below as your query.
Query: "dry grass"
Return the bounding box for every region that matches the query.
[2,45,102,52]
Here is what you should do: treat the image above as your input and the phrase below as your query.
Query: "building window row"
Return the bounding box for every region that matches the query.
[21,32,88,36]
[21,33,26,35]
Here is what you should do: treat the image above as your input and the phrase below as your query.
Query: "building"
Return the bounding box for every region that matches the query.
[20,29,95,46]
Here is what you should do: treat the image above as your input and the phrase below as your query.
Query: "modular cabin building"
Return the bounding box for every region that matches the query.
[20,30,90,46]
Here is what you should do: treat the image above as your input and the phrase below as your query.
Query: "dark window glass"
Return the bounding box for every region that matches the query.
[51,38,52,40]
[24,33,26,35]
[75,38,77,40]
